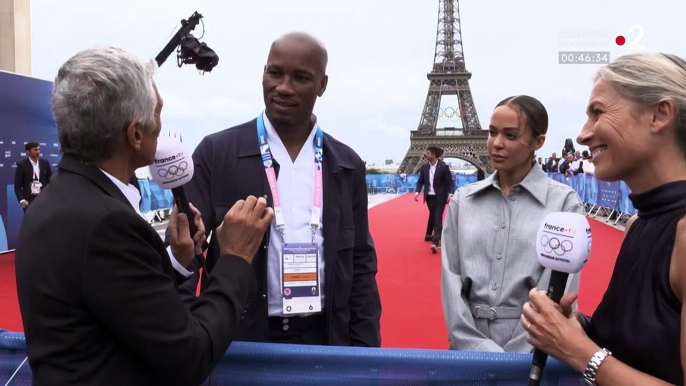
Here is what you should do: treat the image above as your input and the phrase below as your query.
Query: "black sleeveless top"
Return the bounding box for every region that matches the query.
[586,181,686,385]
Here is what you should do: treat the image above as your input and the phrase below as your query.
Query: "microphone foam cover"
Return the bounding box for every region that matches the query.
[535,212,591,274]
[148,136,194,189]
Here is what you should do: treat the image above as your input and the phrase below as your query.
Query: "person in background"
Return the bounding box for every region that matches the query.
[570,151,582,175]
[544,152,559,173]
[441,95,584,353]
[583,153,595,175]
[559,152,574,177]
[14,46,274,385]
[562,138,575,157]
[522,52,686,386]
[415,146,454,253]
[14,141,52,211]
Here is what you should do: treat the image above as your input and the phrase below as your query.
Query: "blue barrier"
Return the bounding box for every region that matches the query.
[137,178,173,213]
[0,329,583,385]
[365,172,636,215]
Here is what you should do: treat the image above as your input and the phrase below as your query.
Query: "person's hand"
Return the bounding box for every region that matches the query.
[168,203,206,267]
[447,194,453,204]
[20,200,28,208]
[522,289,599,372]
[414,192,419,202]
[216,196,274,264]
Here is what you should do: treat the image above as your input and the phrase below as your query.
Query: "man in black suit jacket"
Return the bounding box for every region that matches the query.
[414,146,454,253]
[168,32,382,347]
[15,46,273,386]
[14,141,52,211]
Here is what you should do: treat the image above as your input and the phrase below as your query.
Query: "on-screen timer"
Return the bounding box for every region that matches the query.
[616,36,626,46]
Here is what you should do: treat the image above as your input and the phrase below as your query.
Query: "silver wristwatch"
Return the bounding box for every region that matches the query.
[582,348,612,385]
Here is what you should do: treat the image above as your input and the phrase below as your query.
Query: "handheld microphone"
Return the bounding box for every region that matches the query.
[528,212,591,386]
[149,137,206,274]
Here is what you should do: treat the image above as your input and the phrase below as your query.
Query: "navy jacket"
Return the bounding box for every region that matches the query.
[175,119,382,347]
[415,161,454,204]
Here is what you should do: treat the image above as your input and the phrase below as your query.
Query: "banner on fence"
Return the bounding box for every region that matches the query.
[597,180,621,209]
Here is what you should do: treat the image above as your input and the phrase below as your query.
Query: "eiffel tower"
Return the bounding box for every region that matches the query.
[397,0,492,174]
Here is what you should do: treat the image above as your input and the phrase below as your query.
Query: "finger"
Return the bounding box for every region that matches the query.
[258,207,275,229]
[192,231,205,246]
[192,207,205,234]
[168,205,179,233]
[176,213,190,241]
[528,288,554,310]
[228,199,245,217]
[240,196,258,215]
[521,301,543,328]
[251,196,268,218]
[521,315,531,331]
[559,292,578,308]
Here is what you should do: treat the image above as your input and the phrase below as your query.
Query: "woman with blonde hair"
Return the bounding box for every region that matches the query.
[522,52,686,385]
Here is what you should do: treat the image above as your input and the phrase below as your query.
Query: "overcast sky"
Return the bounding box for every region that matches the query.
[30,0,684,165]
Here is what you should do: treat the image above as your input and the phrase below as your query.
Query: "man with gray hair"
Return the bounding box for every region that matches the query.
[14,46,274,385]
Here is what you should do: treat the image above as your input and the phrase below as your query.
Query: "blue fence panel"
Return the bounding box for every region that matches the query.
[365,172,636,215]
[0,329,584,385]
[137,179,173,213]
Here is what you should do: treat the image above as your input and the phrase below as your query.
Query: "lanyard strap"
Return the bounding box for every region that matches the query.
[257,113,324,243]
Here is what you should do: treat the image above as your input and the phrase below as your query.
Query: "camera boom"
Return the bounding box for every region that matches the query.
[155,11,219,73]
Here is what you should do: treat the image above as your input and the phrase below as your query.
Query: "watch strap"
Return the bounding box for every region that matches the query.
[582,348,612,385]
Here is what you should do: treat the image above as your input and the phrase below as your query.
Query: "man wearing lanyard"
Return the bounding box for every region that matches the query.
[14,141,52,211]
[168,32,382,346]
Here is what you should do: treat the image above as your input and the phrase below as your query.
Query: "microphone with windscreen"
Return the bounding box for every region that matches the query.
[528,212,591,386]
[149,137,206,271]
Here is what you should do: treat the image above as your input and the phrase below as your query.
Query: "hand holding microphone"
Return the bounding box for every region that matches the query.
[167,203,205,267]
[149,137,205,267]
[524,212,592,385]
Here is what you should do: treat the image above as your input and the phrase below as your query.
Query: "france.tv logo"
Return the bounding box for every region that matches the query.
[543,223,576,235]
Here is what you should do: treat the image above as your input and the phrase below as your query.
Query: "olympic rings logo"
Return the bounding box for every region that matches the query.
[430,106,467,123]
[540,234,573,256]
[157,161,188,179]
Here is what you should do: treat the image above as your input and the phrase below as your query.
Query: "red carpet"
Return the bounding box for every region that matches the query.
[0,252,21,332]
[0,193,624,351]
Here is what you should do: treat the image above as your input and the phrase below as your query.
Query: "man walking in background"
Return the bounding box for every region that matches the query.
[415,146,454,253]
[14,141,52,211]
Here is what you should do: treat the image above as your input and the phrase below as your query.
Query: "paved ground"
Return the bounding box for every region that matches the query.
[148,194,630,238]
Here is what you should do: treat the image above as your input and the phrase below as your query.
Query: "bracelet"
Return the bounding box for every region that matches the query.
[581,348,612,385]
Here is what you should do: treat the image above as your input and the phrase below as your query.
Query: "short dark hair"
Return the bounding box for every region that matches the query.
[25,142,39,152]
[426,146,440,156]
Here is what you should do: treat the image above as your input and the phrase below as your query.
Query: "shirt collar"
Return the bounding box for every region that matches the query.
[98,169,142,214]
[262,111,318,148]
[466,164,549,205]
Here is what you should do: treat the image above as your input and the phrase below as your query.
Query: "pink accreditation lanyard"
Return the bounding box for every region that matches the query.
[257,113,324,243]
